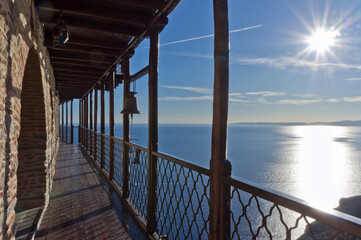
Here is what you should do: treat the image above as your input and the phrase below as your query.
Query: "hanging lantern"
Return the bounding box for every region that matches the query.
[53,15,69,46]
[121,91,141,115]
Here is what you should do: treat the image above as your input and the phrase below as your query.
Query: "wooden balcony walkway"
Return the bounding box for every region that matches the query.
[35,142,146,240]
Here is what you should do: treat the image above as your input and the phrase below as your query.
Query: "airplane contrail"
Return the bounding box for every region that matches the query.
[158,24,263,47]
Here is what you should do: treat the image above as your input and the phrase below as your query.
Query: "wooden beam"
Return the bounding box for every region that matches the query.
[121,56,130,199]
[102,0,164,10]
[130,66,149,82]
[209,0,231,239]
[35,0,151,27]
[146,31,159,235]
[81,0,181,99]
[51,60,109,69]
[49,49,117,63]
[109,68,115,180]
[52,67,103,75]
[45,44,119,57]
[54,72,100,79]
[41,14,141,36]
[51,56,113,65]
[45,36,126,51]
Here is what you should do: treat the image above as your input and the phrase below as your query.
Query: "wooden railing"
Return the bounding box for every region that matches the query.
[77,127,361,239]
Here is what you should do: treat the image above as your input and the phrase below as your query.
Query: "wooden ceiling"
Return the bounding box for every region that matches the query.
[34,0,180,103]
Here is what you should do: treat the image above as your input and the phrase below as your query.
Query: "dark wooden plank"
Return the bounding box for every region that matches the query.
[54,72,100,79]
[45,44,119,57]
[52,67,103,75]
[61,103,64,141]
[35,0,151,27]
[41,14,141,36]
[46,36,126,51]
[146,31,158,234]
[51,60,109,69]
[49,49,117,63]
[209,0,231,239]
[121,57,130,198]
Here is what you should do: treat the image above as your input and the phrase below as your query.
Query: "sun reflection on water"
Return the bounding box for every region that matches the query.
[293,125,351,211]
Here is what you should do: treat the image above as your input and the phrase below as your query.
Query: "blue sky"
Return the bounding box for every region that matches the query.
[68,0,361,124]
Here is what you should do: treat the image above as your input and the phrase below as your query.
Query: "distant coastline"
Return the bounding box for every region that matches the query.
[230,120,361,126]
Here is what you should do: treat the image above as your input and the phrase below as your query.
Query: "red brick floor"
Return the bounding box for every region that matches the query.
[35,143,146,240]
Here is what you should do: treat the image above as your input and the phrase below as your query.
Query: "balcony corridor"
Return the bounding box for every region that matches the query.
[34,142,146,240]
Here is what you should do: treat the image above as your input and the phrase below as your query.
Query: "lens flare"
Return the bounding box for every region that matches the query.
[306,28,340,53]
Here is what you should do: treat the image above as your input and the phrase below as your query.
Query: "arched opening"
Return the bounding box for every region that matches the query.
[16,48,47,213]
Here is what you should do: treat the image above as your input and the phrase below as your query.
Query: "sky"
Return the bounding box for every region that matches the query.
[67,0,361,124]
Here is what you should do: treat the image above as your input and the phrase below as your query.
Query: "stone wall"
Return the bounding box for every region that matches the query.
[0,1,59,239]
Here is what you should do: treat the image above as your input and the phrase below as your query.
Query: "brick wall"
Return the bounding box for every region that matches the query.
[0,1,58,239]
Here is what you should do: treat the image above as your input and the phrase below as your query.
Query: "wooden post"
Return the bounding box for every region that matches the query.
[100,80,105,169]
[94,86,98,163]
[85,95,88,151]
[109,68,115,180]
[61,103,64,141]
[66,101,68,142]
[209,0,231,239]
[79,99,82,145]
[122,56,130,198]
[146,31,159,234]
[90,91,93,156]
[71,100,73,144]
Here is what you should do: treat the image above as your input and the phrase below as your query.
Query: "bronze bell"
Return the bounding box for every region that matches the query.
[121,91,141,115]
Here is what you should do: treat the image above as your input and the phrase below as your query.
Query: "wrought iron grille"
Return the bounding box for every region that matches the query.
[113,137,123,189]
[224,177,361,240]
[104,134,110,175]
[154,152,210,240]
[127,142,148,221]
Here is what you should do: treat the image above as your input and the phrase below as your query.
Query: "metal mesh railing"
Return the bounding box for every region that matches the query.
[113,137,123,190]
[104,134,110,175]
[127,142,148,221]
[154,152,210,239]
[73,126,79,144]
[96,132,101,165]
[225,177,361,240]
[78,128,361,239]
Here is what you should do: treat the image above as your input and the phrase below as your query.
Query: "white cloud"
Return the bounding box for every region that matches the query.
[231,56,361,72]
[343,78,361,81]
[162,85,212,94]
[245,91,286,97]
[159,95,213,101]
[343,96,361,102]
[294,93,318,98]
[276,99,323,105]
[325,98,342,102]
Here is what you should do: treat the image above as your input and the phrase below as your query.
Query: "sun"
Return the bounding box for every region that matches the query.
[306,28,340,54]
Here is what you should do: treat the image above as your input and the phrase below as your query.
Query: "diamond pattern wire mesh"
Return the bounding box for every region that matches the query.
[104,135,110,175]
[73,126,79,144]
[156,156,210,240]
[128,144,148,221]
[228,186,360,240]
[96,132,101,165]
[113,137,123,189]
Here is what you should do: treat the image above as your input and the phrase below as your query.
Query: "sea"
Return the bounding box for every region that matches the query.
[78,123,361,238]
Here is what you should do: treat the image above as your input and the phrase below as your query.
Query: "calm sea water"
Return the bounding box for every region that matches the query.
[104,124,361,210]
[82,123,361,238]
